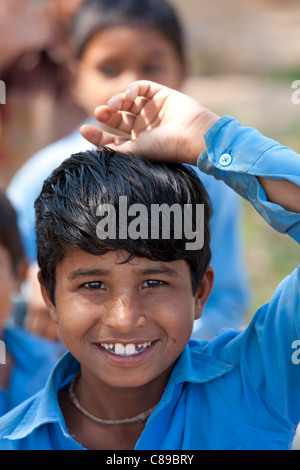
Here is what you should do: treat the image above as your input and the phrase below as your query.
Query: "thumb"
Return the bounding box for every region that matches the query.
[80,124,139,153]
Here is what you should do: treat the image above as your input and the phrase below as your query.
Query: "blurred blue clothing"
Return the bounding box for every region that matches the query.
[0,323,64,416]
[0,116,299,450]
[6,119,250,341]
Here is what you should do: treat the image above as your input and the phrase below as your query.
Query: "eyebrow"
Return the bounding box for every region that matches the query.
[144,48,171,57]
[97,48,170,62]
[68,268,109,281]
[67,265,180,280]
[136,266,181,278]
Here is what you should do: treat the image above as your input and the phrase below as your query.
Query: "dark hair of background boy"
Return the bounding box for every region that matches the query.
[70,0,185,63]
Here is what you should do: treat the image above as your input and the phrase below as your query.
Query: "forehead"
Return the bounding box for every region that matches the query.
[80,25,180,62]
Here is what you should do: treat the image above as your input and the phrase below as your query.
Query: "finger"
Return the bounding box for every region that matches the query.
[104,95,148,117]
[125,80,170,101]
[80,124,130,148]
[109,82,170,135]
[95,96,159,139]
[80,124,102,147]
[132,98,163,134]
[94,106,136,134]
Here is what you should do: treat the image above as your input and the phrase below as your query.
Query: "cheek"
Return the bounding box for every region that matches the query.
[78,72,124,112]
[153,63,184,90]
[160,300,196,346]
[54,298,93,347]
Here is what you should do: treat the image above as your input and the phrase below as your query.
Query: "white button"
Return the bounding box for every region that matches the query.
[219,153,232,166]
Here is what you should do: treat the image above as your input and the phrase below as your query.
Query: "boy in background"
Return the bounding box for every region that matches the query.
[7,0,249,341]
[0,191,63,416]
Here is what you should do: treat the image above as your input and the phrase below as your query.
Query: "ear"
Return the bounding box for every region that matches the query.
[194,265,214,320]
[37,271,59,324]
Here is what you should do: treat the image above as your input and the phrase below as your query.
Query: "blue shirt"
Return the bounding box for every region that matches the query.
[0,324,64,417]
[6,119,250,341]
[0,116,299,450]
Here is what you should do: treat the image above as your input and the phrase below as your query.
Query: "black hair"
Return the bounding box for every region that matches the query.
[0,190,26,274]
[35,148,212,304]
[70,0,185,62]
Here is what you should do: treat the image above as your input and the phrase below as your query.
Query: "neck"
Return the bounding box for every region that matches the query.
[76,366,171,422]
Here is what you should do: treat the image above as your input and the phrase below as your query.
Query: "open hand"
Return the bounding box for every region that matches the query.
[80,81,219,166]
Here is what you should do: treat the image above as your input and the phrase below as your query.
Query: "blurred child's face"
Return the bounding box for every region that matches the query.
[0,244,18,330]
[74,26,186,116]
[42,249,213,391]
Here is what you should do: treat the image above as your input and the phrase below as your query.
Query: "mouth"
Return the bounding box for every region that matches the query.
[99,341,153,357]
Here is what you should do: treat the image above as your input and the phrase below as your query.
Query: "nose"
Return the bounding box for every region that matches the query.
[102,295,146,333]
[120,69,142,88]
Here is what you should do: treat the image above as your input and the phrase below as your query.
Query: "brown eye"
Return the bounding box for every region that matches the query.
[99,64,120,78]
[142,280,165,288]
[143,63,164,75]
[83,281,105,290]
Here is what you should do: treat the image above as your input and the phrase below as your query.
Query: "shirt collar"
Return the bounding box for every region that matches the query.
[4,341,233,441]
[172,340,234,384]
[153,340,234,413]
[4,352,79,441]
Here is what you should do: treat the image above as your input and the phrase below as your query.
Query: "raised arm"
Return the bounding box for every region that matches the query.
[258,177,300,214]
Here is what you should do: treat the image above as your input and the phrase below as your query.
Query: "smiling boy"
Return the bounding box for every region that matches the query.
[0,81,299,450]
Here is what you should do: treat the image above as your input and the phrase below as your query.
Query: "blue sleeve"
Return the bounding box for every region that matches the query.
[245,267,300,429]
[198,116,300,243]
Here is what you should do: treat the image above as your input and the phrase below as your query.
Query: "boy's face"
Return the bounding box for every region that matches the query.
[41,249,213,390]
[74,26,187,116]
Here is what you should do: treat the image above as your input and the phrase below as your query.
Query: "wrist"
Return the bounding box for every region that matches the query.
[186,109,220,165]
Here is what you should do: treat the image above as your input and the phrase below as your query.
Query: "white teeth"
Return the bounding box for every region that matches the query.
[115,343,125,355]
[125,344,136,355]
[100,341,152,356]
